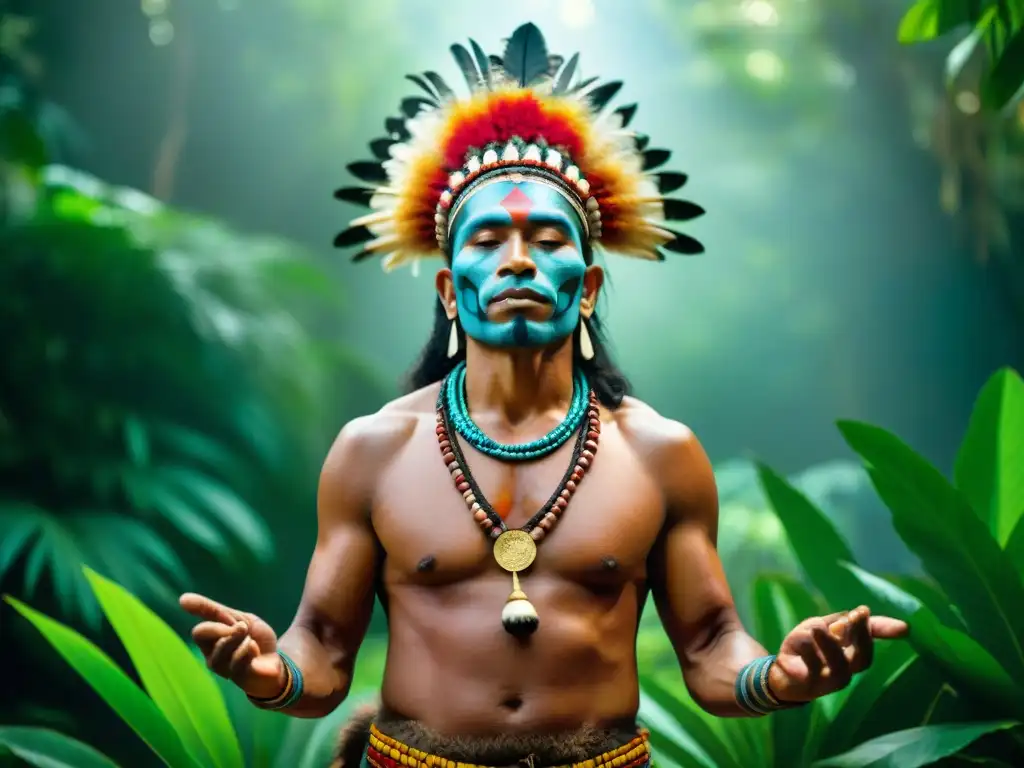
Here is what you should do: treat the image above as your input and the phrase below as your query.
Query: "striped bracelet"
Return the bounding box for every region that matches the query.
[247,651,304,711]
[734,655,790,716]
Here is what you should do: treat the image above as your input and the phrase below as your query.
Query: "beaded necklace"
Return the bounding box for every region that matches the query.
[435,371,602,636]
[443,361,589,461]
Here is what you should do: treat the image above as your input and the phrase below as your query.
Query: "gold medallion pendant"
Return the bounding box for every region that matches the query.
[434,375,602,638]
[493,529,539,635]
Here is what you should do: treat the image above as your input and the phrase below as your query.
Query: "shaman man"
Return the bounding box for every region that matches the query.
[181,23,907,768]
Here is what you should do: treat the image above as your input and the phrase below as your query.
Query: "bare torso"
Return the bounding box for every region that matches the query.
[370,383,666,737]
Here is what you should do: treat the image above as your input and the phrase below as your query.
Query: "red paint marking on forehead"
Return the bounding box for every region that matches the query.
[499,186,535,226]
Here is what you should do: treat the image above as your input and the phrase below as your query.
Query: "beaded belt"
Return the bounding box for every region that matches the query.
[366,724,651,768]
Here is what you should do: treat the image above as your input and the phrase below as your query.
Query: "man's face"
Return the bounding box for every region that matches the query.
[446,179,589,349]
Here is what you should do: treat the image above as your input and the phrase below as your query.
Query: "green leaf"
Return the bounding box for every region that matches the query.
[816,643,919,758]
[83,568,244,768]
[124,416,152,467]
[1005,516,1024,574]
[752,574,824,653]
[981,10,1024,110]
[293,698,374,768]
[3,597,201,768]
[954,368,1024,544]
[639,675,743,768]
[752,574,822,767]
[157,467,273,561]
[945,21,987,86]
[0,726,120,768]
[885,576,966,632]
[18,516,102,627]
[132,474,231,554]
[0,503,47,581]
[840,565,1024,715]
[897,0,973,43]
[838,420,1024,683]
[811,721,1017,768]
[757,464,870,612]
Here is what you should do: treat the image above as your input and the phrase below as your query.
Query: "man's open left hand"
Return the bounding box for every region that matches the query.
[768,606,909,704]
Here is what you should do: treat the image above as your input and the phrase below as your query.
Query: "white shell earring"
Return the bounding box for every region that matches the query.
[579,321,595,361]
[447,319,459,358]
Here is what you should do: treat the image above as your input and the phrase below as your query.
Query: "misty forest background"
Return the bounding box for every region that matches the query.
[1,0,1024,766]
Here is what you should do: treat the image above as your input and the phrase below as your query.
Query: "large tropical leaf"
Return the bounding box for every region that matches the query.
[756,464,871,613]
[0,726,120,768]
[816,643,919,759]
[751,574,823,767]
[811,721,1018,768]
[955,368,1024,545]
[885,576,965,632]
[3,597,201,768]
[84,568,244,768]
[0,503,186,628]
[838,421,1024,683]
[840,564,1024,716]
[639,676,739,768]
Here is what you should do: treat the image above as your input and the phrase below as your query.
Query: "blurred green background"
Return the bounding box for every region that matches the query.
[2,0,1024,766]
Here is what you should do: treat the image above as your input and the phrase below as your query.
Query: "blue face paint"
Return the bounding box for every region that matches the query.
[449,179,587,349]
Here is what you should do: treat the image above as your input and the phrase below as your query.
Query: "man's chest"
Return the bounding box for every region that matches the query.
[371,423,665,589]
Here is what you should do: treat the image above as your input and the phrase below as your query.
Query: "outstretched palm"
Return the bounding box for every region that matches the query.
[768,606,909,703]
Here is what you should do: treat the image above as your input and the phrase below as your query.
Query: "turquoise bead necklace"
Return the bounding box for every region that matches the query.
[440,361,590,461]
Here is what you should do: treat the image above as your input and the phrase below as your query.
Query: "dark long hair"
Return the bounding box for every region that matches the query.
[404,260,632,409]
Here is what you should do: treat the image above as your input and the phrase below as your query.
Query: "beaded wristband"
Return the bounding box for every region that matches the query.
[247,651,304,711]
[734,655,790,716]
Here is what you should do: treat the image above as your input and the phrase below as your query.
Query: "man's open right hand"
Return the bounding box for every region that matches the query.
[179,593,286,700]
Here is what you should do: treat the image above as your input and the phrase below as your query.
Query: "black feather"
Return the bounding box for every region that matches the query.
[552,53,579,94]
[614,103,638,127]
[569,75,599,94]
[350,248,377,262]
[369,138,395,160]
[469,39,492,89]
[489,55,503,68]
[642,149,670,171]
[334,225,374,248]
[662,199,705,222]
[347,161,388,183]
[385,117,410,141]
[334,187,375,206]
[584,81,623,114]
[401,96,434,118]
[503,23,549,87]
[653,248,668,262]
[450,43,482,91]
[662,231,705,255]
[547,54,564,77]
[405,74,439,101]
[424,71,455,102]
[653,171,688,193]
[634,133,650,151]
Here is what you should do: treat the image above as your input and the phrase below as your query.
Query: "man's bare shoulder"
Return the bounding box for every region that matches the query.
[322,382,442,481]
[612,396,700,455]
[612,397,716,522]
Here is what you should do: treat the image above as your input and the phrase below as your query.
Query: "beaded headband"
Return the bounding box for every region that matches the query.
[445,166,594,250]
[333,22,706,272]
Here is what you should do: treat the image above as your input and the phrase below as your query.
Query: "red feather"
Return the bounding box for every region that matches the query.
[441,93,587,169]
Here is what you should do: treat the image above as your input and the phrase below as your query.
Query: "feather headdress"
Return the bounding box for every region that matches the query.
[334,22,705,272]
